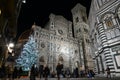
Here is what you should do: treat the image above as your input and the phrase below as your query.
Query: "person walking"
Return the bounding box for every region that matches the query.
[43,65,50,80]
[12,66,19,80]
[0,64,6,79]
[56,63,62,80]
[18,67,23,78]
[74,67,79,78]
[51,71,56,78]
[30,65,36,80]
[39,65,43,78]
[65,68,70,80]
[106,66,111,78]
[6,65,12,80]
[34,65,39,78]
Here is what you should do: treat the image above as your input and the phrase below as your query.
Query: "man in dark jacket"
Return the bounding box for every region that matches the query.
[43,65,50,80]
[56,63,63,80]
[106,67,111,78]
[39,65,43,78]
[30,65,36,80]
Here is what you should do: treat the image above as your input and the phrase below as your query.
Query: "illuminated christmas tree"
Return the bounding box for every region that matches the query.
[16,35,38,71]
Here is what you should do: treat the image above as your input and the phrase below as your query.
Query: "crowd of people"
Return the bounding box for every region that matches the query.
[0,64,23,80]
[29,63,95,80]
[0,63,96,80]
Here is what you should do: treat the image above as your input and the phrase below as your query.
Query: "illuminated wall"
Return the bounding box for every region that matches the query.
[32,14,83,71]
[89,0,120,77]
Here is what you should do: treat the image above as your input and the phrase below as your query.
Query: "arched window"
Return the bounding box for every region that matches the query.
[75,17,79,23]
[39,56,45,62]
[58,56,64,64]
[105,17,113,28]
[102,13,114,29]
[39,56,45,65]
[101,12,120,39]
[59,56,64,62]
[82,16,86,22]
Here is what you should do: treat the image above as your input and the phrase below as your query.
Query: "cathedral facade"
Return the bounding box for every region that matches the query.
[89,0,120,76]
[30,3,93,72]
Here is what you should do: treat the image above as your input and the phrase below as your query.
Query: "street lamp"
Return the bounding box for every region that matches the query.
[8,43,14,47]
[0,9,1,15]
[7,42,14,53]
[22,0,26,3]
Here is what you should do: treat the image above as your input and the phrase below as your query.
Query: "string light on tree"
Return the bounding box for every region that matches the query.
[15,35,39,71]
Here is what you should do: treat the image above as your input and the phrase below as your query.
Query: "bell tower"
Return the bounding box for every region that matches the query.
[71,3,87,39]
[71,3,94,70]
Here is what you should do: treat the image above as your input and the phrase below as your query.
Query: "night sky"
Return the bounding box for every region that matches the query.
[16,0,91,40]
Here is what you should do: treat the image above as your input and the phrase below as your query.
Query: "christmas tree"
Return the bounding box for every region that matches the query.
[16,35,38,71]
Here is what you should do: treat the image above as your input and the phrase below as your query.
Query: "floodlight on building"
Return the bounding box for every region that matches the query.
[60,46,69,54]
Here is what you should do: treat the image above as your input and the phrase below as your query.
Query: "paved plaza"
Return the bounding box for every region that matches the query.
[36,78,118,80]
[6,77,119,80]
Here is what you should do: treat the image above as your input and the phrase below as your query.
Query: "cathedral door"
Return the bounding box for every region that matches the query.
[39,56,45,66]
[58,56,64,64]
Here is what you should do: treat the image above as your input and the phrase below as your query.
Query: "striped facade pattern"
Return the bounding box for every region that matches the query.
[89,0,120,76]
